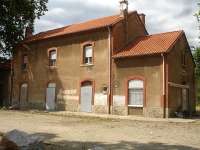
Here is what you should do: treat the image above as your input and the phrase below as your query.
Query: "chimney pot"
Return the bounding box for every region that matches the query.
[119,0,128,17]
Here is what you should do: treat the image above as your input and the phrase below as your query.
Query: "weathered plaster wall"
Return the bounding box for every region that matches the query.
[167,35,196,116]
[13,29,110,113]
[113,56,163,117]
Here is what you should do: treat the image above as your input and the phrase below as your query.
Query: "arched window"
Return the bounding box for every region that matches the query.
[128,80,144,107]
[83,44,93,64]
[49,49,57,67]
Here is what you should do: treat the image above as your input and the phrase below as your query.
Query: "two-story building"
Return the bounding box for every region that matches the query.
[12,1,196,117]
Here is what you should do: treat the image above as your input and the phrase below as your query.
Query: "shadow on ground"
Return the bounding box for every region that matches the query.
[31,132,199,150]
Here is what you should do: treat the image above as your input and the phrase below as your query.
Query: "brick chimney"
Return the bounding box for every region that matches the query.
[25,27,33,38]
[139,13,146,25]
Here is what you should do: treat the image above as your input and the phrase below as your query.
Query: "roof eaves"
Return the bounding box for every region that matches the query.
[112,52,163,59]
[165,30,184,53]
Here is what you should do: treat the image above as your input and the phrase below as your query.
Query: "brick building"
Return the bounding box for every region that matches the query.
[12,1,195,117]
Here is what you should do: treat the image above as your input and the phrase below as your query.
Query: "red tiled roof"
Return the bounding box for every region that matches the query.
[24,11,137,43]
[113,31,183,58]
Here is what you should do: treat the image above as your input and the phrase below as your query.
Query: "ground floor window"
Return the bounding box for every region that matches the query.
[128,80,144,107]
[20,83,28,106]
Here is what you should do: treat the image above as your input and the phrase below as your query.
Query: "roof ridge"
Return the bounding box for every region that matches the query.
[34,14,121,36]
[33,11,138,37]
[24,11,138,43]
[146,30,184,37]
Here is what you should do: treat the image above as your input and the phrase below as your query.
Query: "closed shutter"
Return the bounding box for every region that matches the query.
[46,83,56,111]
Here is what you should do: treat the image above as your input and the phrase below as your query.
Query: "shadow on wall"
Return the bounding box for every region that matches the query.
[30,132,199,150]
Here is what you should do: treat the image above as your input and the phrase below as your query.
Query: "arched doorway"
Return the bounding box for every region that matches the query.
[46,83,56,111]
[80,81,93,112]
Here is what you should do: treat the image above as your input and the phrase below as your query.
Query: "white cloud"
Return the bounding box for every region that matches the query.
[35,19,63,32]
[35,0,199,47]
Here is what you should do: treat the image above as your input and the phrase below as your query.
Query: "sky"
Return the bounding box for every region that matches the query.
[35,0,200,47]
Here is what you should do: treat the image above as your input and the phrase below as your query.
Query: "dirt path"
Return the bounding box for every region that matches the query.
[0,110,200,150]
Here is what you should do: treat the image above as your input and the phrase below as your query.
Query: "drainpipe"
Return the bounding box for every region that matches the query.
[161,53,166,118]
[108,26,112,114]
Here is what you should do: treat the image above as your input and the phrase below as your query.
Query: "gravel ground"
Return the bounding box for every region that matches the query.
[0,110,200,150]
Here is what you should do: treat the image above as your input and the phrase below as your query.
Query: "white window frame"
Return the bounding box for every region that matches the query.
[83,45,93,65]
[49,49,57,67]
[128,80,144,108]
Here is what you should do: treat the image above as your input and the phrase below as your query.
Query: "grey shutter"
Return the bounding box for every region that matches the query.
[80,85,92,112]
[46,83,56,111]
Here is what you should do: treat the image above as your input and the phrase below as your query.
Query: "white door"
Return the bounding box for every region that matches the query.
[80,82,92,113]
[46,83,56,111]
[20,83,28,107]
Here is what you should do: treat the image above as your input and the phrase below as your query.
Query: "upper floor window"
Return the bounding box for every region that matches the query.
[49,49,57,67]
[181,51,186,66]
[83,45,93,65]
[128,80,144,107]
[22,54,28,70]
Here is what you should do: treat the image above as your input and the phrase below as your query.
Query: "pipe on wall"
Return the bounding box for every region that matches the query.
[108,26,112,114]
[161,53,166,118]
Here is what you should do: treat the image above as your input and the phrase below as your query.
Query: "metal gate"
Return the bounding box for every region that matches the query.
[20,83,28,107]
[46,83,56,111]
[80,82,92,113]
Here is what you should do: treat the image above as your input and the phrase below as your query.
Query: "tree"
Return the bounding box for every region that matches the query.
[0,0,48,56]
[194,48,200,79]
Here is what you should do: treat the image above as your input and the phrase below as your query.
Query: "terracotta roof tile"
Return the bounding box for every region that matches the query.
[24,12,136,43]
[113,31,183,58]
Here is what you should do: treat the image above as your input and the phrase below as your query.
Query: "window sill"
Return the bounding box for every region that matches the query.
[80,64,94,67]
[48,66,58,70]
[128,105,143,108]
